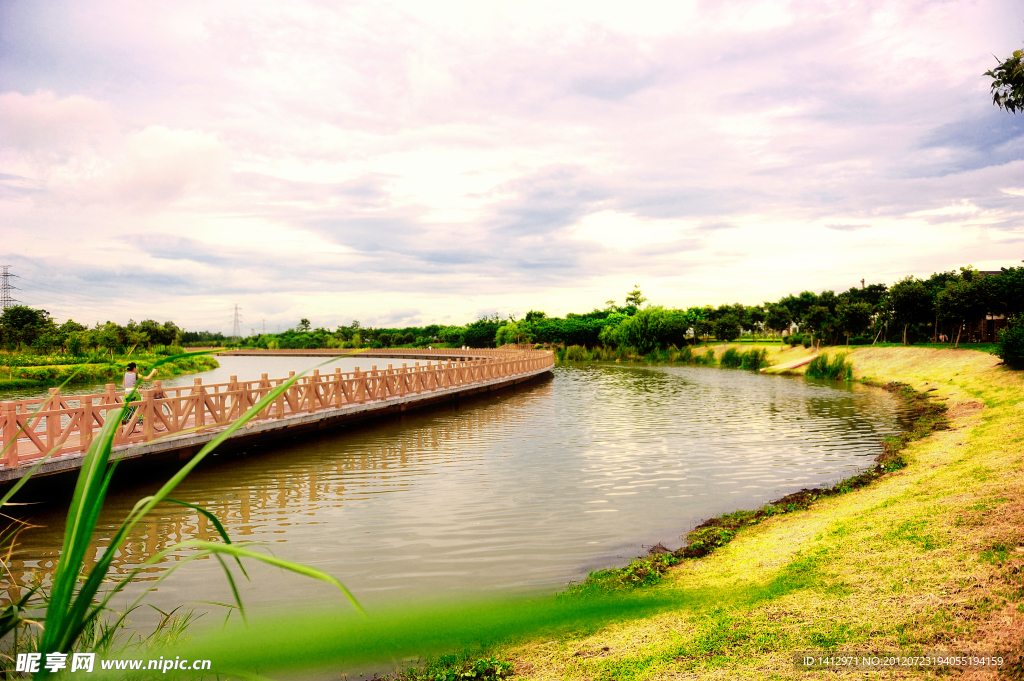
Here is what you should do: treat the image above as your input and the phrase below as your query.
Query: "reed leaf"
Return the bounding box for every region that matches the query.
[19,351,362,674]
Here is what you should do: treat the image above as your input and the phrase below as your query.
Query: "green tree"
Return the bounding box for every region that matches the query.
[991,265,1024,317]
[936,278,991,348]
[802,305,833,346]
[618,307,666,353]
[297,318,312,332]
[764,304,793,341]
[885,277,932,345]
[836,301,873,345]
[0,306,53,349]
[985,46,1024,113]
[625,286,647,309]
[524,310,547,322]
[463,314,504,348]
[712,314,741,343]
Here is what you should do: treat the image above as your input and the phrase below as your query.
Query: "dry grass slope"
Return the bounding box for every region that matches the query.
[505,347,1024,680]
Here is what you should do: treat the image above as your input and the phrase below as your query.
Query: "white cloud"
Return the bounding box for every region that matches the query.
[0,0,1022,331]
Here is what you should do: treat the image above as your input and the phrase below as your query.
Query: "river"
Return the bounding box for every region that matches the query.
[3,356,911,626]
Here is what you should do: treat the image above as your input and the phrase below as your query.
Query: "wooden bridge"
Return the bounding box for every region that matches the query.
[0,347,554,482]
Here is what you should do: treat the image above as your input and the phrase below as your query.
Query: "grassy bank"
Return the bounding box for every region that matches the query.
[0,355,218,388]
[474,347,1023,679]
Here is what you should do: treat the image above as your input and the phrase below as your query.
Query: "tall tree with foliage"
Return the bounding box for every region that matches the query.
[936,277,991,348]
[764,304,792,341]
[985,45,1024,113]
[885,277,932,345]
[625,286,647,309]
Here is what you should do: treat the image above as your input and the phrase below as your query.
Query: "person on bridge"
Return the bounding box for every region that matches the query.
[123,362,157,393]
[122,362,157,432]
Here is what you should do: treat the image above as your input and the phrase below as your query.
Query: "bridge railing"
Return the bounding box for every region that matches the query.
[0,350,553,468]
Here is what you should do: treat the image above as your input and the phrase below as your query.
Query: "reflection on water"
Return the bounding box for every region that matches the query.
[5,362,910,624]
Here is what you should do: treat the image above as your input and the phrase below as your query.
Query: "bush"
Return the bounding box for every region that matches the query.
[694,348,716,365]
[740,348,769,370]
[849,336,870,346]
[806,353,853,380]
[563,345,588,361]
[720,348,742,368]
[674,346,694,363]
[997,321,1024,369]
[802,337,812,348]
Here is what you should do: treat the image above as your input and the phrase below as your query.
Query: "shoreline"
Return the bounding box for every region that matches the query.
[0,355,220,392]
[393,346,1022,680]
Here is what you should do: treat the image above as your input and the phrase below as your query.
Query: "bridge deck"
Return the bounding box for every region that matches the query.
[0,349,553,482]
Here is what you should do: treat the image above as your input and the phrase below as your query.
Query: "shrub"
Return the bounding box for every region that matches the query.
[563,345,588,361]
[997,320,1024,369]
[720,348,742,368]
[849,336,870,345]
[740,348,769,370]
[694,348,717,365]
[802,337,812,348]
[806,352,853,380]
[675,346,694,363]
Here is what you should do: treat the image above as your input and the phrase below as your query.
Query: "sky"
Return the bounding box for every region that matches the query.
[1,0,1022,334]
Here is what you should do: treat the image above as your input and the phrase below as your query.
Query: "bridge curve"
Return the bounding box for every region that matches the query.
[0,347,554,482]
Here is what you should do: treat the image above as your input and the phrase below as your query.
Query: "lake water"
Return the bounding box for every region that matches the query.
[3,357,911,626]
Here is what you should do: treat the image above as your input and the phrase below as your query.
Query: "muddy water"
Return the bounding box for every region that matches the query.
[4,358,911,625]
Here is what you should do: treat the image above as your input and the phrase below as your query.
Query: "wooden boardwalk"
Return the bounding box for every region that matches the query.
[0,348,553,482]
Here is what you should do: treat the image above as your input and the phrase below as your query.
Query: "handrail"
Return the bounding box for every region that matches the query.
[0,349,553,468]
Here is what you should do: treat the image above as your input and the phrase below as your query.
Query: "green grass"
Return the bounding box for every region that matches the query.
[1,355,218,386]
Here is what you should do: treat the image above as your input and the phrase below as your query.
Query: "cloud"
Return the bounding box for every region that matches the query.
[1,0,1022,331]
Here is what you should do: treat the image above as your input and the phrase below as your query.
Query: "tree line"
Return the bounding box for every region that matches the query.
[2,264,1021,366]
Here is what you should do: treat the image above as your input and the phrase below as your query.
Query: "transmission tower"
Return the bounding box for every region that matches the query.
[231,304,243,340]
[0,266,20,309]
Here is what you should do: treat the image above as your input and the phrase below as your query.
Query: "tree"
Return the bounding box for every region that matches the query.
[991,265,1024,318]
[802,305,833,346]
[297,318,312,332]
[625,286,647,309]
[836,301,873,345]
[0,306,53,349]
[764,304,793,341]
[712,314,741,343]
[985,47,1024,113]
[463,315,503,348]
[936,278,990,348]
[885,277,932,345]
[617,307,666,353]
[524,310,547,322]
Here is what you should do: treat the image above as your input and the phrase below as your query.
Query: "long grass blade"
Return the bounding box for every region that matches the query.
[165,498,249,579]
[175,540,364,616]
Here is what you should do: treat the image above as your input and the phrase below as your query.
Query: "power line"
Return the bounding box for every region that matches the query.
[1,266,21,309]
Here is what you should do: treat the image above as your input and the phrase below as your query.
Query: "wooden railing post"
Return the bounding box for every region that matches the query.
[194,378,206,429]
[355,367,366,403]
[3,402,18,467]
[142,389,155,440]
[46,388,60,449]
[310,370,319,413]
[81,397,93,452]
[226,375,240,419]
